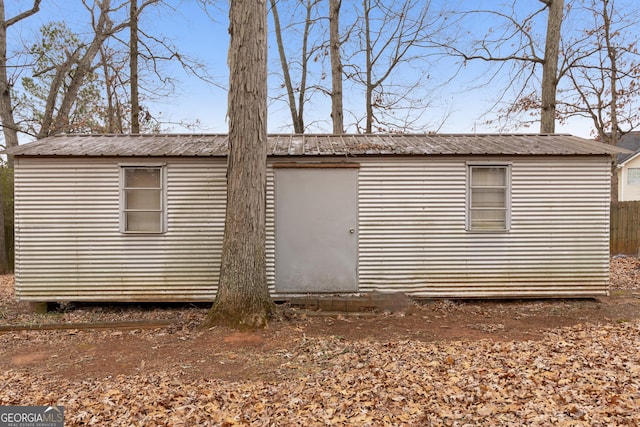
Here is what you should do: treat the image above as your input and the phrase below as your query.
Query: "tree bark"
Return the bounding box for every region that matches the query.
[0,0,41,164]
[602,0,619,203]
[0,1,18,161]
[202,0,273,330]
[130,0,140,133]
[269,0,302,133]
[297,0,311,132]
[0,0,41,273]
[540,0,564,134]
[364,0,373,134]
[100,46,116,133]
[329,0,344,134]
[37,0,123,138]
[602,0,619,145]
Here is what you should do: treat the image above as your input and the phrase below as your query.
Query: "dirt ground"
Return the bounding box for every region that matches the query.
[1,259,640,425]
[1,257,640,384]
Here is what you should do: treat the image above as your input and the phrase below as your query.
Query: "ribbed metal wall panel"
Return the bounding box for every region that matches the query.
[14,157,227,301]
[266,164,276,293]
[357,156,611,297]
[15,154,612,301]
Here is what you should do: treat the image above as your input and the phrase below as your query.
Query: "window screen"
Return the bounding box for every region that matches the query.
[628,168,640,184]
[121,167,164,233]
[468,165,510,231]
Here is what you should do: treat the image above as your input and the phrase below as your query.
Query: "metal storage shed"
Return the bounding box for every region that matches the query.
[5,133,625,301]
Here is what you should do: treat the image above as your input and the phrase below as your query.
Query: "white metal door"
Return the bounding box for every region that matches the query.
[275,168,358,293]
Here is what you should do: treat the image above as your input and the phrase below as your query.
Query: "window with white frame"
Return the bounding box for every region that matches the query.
[468,165,510,231]
[627,168,640,184]
[120,166,165,233]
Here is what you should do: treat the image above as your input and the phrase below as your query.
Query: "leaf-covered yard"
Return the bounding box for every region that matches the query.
[1,257,640,426]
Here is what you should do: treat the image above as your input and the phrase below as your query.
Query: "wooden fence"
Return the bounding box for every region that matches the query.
[611,201,640,255]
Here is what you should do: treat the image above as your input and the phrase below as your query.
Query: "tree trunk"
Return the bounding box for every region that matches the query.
[130,0,140,133]
[602,0,619,144]
[296,0,311,132]
[37,0,113,138]
[602,0,619,203]
[540,0,564,134]
[100,47,116,133]
[364,0,373,134]
[202,0,273,330]
[1,0,41,164]
[0,0,41,273]
[0,14,19,165]
[269,0,302,133]
[329,0,344,134]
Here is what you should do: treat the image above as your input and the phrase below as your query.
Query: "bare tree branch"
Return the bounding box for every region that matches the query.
[5,0,41,28]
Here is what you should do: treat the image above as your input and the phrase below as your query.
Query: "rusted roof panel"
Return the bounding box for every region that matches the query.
[4,133,629,157]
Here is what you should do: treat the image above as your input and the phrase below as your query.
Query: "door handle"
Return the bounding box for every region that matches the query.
[349,228,355,234]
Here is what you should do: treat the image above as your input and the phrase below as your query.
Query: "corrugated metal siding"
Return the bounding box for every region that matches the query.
[266,165,276,293]
[14,157,226,301]
[15,154,612,301]
[357,156,611,297]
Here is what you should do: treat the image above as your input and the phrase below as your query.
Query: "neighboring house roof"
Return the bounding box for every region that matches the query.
[617,132,640,165]
[4,133,629,157]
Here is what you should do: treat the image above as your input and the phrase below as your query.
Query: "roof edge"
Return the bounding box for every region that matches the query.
[3,133,631,157]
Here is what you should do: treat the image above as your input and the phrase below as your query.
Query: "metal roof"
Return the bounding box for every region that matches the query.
[4,133,629,157]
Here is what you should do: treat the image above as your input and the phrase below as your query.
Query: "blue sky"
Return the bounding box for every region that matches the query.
[6,0,613,138]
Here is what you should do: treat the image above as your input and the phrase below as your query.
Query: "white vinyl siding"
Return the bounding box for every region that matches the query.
[619,158,640,201]
[617,154,640,201]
